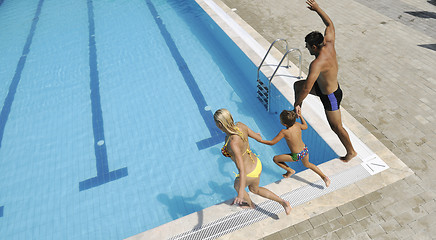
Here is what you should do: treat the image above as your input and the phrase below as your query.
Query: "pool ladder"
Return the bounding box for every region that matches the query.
[256,38,302,112]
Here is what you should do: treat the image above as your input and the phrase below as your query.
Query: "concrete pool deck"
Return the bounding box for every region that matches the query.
[125,0,436,239]
[217,0,436,239]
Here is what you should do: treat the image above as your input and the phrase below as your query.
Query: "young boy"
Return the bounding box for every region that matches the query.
[257,110,330,187]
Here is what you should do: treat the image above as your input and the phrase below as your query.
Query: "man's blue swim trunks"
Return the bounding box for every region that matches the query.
[314,81,343,111]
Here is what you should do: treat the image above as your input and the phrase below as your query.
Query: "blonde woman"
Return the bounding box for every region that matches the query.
[214,109,291,215]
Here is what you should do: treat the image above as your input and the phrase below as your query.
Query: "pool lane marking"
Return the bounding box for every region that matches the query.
[145,0,224,150]
[79,0,128,191]
[0,0,44,152]
[0,0,45,216]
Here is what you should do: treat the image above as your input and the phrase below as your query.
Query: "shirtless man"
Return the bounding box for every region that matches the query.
[294,0,357,161]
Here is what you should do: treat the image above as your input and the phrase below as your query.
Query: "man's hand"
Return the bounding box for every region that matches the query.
[306,0,334,38]
[306,0,320,11]
[294,105,302,117]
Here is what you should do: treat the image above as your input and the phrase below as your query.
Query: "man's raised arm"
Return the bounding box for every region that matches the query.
[306,0,335,42]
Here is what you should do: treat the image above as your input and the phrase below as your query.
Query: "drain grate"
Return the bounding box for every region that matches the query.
[169,164,371,240]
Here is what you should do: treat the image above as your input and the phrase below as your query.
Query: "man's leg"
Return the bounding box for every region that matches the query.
[325,109,357,162]
[294,80,317,104]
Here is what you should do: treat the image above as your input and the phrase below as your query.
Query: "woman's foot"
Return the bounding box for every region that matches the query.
[282,201,292,215]
[282,169,296,178]
[322,176,331,187]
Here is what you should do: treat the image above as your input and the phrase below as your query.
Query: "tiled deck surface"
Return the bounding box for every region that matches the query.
[219,0,436,239]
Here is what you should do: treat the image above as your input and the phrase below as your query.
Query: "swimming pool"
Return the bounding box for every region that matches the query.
[0,0,337,239]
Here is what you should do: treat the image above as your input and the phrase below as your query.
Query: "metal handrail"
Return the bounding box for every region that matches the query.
[257,38,288,82]
[267,48,303,112]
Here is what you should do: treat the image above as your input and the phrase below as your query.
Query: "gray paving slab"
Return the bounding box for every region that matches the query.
[419,190,436,202]
[308,214,328,229]
[307,226,327,239]
[364,205,379,216]
[393,226,415,240]
[349,222,365,236]
[292,231,312,240]
[409,231,434,240]
[277,226,298,239]
[322,208,342,222]
[356,233,372,240]
[366,224,386,239]
[394,210,418,227]
[352,207,371,221]
[321,219,342,233]
[422,199,436,213]
[316,232,340,240]
[334,226,356,239]
[220,0,436,238]
[294,220,313,235]
[337,202,357,216]
[407,210,436,233]
[364,191,382,202]
[380,219,401,233]
[405,195,426,209]
[351,196,371,210]
[336,213,357,228]
[263,232,282,240]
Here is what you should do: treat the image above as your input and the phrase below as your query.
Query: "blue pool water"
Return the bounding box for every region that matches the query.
[0,0,337,239]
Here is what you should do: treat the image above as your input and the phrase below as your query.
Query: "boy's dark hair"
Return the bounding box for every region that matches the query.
[280,110,297,127]
[305,31,324,48]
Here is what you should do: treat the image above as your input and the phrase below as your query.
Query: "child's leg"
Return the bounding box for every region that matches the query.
[247,177,292,215]
[273,154,296,178]
[301,154,330,187]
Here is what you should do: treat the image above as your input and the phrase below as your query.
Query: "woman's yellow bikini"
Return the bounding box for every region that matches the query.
[241,158,262,178]
[221,129,262,178]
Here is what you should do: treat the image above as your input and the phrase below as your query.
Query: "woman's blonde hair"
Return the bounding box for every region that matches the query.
[214,108,244,138]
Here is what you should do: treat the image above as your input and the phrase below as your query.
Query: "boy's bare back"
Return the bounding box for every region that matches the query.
[282,123,306,154]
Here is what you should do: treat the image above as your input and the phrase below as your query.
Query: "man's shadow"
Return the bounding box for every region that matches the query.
[418,44,436,51]
[405,10,436,19]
